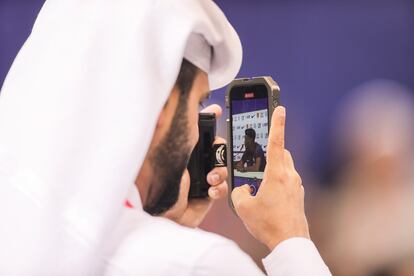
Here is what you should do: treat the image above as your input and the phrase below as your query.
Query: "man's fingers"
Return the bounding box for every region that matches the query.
[207,135,227,198]
[201,104,222,120]
[207,165,228,199]
[207,167,227,186]
[180,169,191,195]
[284,149,295,170]
[266,106,286,170]
[231,184,253,217]
[208,181,228,200]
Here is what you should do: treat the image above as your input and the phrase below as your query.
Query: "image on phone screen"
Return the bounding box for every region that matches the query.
[231,90,269,196]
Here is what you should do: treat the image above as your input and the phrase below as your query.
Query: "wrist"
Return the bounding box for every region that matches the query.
[266,235,310,252]
[265,229,310,251]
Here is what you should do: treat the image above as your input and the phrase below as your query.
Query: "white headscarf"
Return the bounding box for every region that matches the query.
[0,0,242,274]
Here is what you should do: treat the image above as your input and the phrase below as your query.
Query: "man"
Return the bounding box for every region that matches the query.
[236,128,267,173]
[0,0,330,275]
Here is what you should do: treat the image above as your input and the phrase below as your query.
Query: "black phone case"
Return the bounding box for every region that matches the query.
[187,113,216,198]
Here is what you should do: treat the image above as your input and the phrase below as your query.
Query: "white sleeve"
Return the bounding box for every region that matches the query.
[191,240,265,276]
[263,238,331,276]
[191,238,331,276]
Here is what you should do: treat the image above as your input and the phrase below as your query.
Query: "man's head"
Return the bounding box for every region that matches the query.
[244,128,256,150]
[136,59,210,215]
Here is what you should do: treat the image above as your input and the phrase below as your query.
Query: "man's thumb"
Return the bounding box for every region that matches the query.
[180,169,191,193]
[231,184,253,216]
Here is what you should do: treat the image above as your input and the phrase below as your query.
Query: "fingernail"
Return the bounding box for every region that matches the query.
[276,106,286,116]
[210,188,219,198]
[244,184,252,193]
[208,173,220,183]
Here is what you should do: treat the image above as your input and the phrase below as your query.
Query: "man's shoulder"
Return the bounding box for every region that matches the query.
[255,143,264,154]
[123,212,231,248]
[104,209,236,275]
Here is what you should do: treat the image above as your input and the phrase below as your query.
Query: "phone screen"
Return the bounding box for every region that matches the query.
[230,85,269,195]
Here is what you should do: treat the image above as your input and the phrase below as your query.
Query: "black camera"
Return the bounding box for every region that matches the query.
[187,113,226,198]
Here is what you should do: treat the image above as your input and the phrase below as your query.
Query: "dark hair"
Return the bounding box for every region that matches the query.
[143,59,199,215]
[245,128,256,140]
[175,59,198,96]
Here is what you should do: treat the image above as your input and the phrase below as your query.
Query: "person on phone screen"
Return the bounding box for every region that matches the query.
[236,128,266,172]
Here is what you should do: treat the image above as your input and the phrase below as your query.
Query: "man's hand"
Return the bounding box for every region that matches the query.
[237,167,246,172]
[231,106,310,251]
[235,161,243,171]
[163,104,228,228]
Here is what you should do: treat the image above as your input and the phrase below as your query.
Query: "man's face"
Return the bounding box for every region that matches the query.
[244,135,254,150]
[136,70,210,215]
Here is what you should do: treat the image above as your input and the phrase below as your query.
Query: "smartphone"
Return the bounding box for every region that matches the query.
[226,77,280,202]
[187,113,216,198]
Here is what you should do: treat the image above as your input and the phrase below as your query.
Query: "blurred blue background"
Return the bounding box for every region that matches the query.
[210,0,414,187]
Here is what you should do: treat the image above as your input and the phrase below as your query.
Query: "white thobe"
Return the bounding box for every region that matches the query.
[102,187,331,276]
